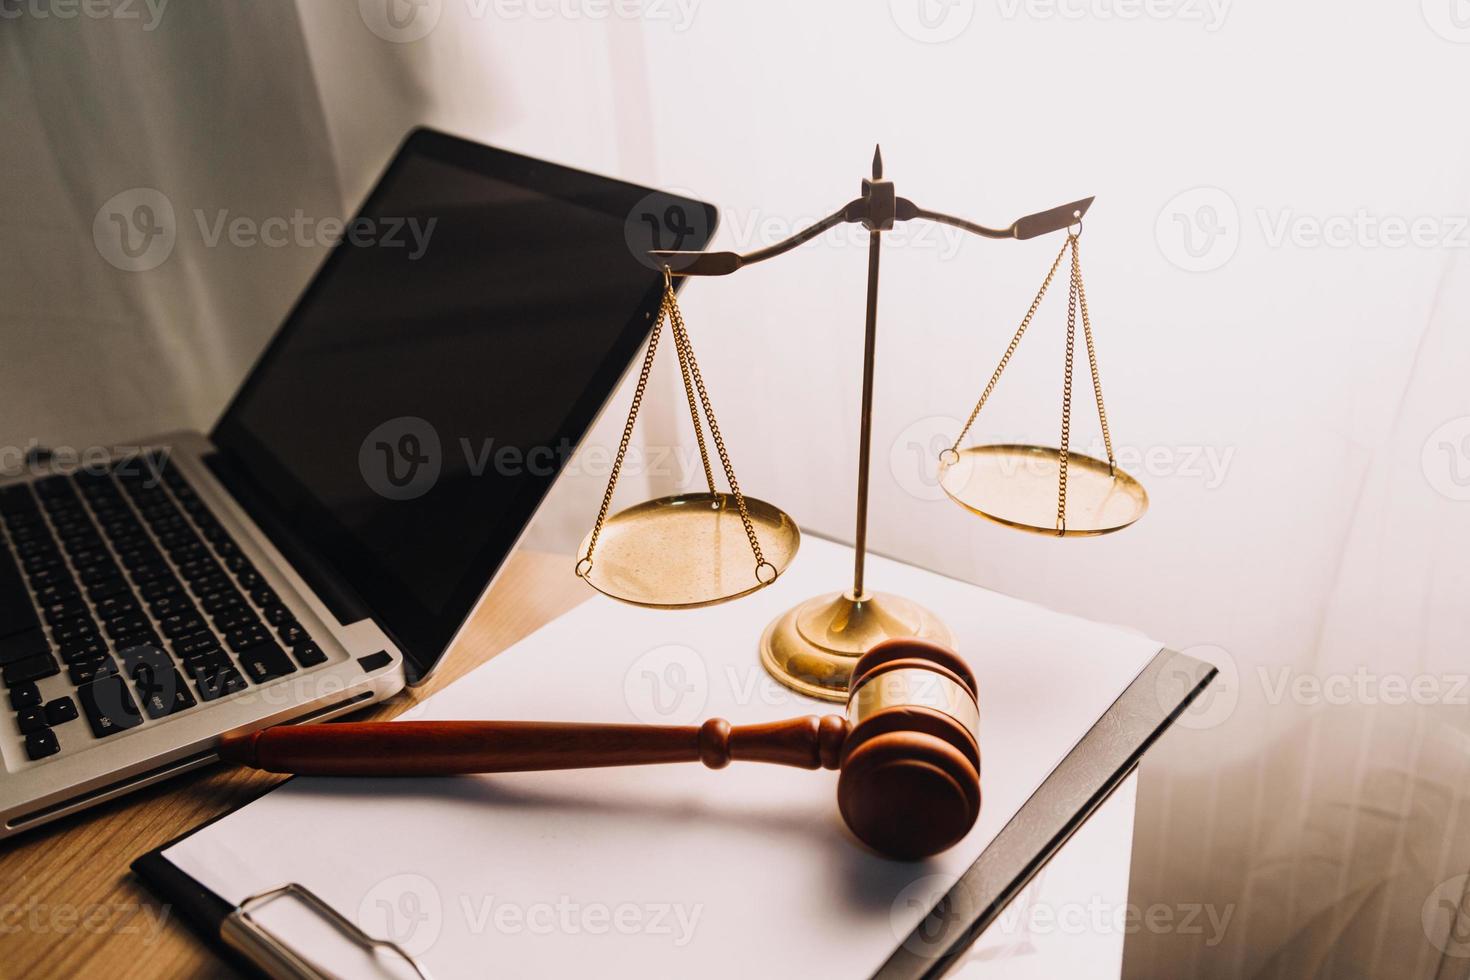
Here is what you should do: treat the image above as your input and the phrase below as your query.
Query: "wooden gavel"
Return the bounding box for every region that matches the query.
[218,639,981,859]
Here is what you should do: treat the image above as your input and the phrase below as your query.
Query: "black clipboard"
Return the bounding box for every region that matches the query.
[133,648,1215,979]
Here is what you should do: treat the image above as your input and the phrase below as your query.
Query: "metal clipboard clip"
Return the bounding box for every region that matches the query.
[220,883,433,980]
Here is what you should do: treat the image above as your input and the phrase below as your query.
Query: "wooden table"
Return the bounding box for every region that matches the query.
[0,550,585,980]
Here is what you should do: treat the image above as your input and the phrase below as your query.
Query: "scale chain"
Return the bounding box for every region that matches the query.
[1072,237,1115,474]
[947,237,1071,455]
[578,271,772,585]
[577,290,669,575]
[668,298,719,495]
[1057,235,1080,535]
[663,280,772,579]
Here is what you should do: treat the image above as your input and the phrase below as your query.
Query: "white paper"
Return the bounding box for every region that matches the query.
[165,538,1160,978]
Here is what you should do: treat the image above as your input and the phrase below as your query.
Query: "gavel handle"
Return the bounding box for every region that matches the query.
[217,717,852,776]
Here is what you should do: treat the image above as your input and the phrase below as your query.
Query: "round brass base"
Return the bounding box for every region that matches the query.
[759,591,955,702]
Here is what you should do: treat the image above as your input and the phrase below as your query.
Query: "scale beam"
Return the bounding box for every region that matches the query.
[650,193,1094,275]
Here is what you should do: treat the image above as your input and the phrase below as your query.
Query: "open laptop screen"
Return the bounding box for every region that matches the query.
[212,129,716,680]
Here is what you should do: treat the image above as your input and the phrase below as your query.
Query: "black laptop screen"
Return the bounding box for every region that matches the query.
[212,130,715,678]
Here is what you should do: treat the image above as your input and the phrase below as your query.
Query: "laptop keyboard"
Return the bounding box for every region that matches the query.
[0,453,328,762]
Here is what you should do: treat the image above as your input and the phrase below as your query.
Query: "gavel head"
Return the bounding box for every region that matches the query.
[837,639,981,860]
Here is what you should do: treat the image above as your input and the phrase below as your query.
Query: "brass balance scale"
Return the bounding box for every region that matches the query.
[576,148,1148,701]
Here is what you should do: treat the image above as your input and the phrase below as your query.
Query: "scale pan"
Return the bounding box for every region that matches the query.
[576,493,800,609]
[939,444,1147,536]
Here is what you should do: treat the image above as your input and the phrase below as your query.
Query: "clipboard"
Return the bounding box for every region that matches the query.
[133,647,1215,980]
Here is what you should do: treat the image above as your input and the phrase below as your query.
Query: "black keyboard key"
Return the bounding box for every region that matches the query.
[77,674,142,737]
[66,547,112,570]
[9,681,41,710]
[95,594,141,620]
[59,637,108,664]
[236,641,296,683]
[84,578,127,602]
[225,625,270,652]
[4,653,59,686]
[177,559,220,583]
[185,649,232,673]
[159,614,207,640]
[24,727,59,760]
[34,581,80,605]
[250,586,279,608]
[128,563,173,586]
[173,631,221,660]
[190,660,247,701]
[51,618,99,646]
[262,605,293,626]
[140,577,183,602]
[117,545,163,569]
[104,615,152,640]
[148,595,196,618]
[26,567,74,591]
[198,586,244,609]
[80,563,124,588]
[292,641,327,668]
[0,583,41,639]
[0,628,51,665]
[277,622,308,648]
[44,696,78,725]
[68,655,116,685]
[132,664,196,719]
[171,545,208,566]
[109,628,161,651]
[21,551,65,577]
[117,642,170,669]
[42,599,89,626]
[190,574,231,597]
[33,474,75,499]
[0,484,37,513]
[17,706,46,733]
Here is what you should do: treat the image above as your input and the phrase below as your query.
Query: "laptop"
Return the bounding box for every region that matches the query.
[0,128,716,837]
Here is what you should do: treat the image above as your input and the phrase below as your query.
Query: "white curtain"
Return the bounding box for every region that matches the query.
[7,1,1470,974]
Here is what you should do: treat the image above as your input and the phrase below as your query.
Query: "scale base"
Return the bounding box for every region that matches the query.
[759,590,955,702]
